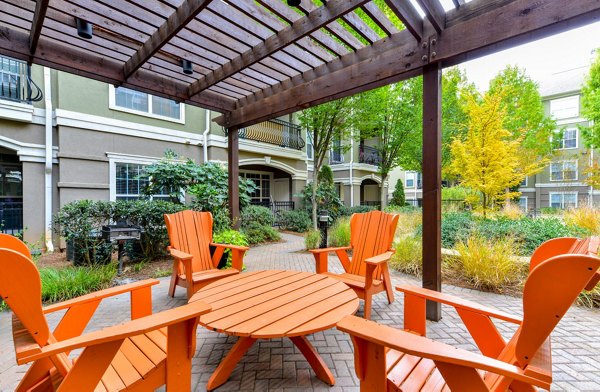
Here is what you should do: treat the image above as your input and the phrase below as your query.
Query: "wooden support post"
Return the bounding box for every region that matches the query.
[227,128,240,229]
[422,62,442,321]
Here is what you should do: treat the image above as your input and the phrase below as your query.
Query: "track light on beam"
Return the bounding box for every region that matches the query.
[181,59,194,75]
[76,18,93,39]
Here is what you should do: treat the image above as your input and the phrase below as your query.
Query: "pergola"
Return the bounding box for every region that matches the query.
[2,0,599,319]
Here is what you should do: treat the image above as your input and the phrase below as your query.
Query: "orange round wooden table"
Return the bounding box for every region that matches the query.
[189,269,359,391]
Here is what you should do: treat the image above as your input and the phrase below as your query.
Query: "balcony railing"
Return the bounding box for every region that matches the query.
[0,201,23,235]
[239,119,305,150]
[359,144,381,166]
[0,56,43,103]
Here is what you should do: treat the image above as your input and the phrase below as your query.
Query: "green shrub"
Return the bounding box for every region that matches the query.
[213,229,249,268]
[390,235,422,276]
[39,264,117,303]
[384,205,420,214]
[328,217,351,247]
[340,205,375,216]
[278,210,312,232]
[540,207,562,215]
[304,229,321,250]
[390,180,406,206]
[318,164,334,186]
[301,182,344,222]
[211,208,232,234]
[450,235,525,291]
[242,222,280,245]
[113,199,185,260]
[441,186,474,201]
[439,212,474,248]
[241,205,274,228]
[511,217,578,256]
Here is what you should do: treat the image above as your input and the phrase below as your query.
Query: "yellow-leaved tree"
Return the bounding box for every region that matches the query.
[450,90,548,217]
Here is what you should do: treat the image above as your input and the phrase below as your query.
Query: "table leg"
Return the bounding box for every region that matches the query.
[207,336,256,391]
[290,336,335,386]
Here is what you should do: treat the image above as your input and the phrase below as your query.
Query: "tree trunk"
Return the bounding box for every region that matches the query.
[380,174,387,211]
[312,168,319,230]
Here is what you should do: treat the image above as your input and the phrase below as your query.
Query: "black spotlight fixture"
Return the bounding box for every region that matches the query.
[76,18,93,39]
[181,59,194,75]
[287,0,301,6]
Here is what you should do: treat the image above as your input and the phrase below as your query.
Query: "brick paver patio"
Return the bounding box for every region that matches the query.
[1,232,600,391]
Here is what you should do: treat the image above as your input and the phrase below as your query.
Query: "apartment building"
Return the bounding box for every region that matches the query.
[0,55,386,247]
[307,133,388,209]
[0,56,310,247]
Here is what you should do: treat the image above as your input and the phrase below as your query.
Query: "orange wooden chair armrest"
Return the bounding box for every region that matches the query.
[42,279,160,314]
[365,251,395,265]
[396,285,522,324]
[169,248,193,261]
[337,316,549,390]
[308,246,352,255]
[20,301,212,364]
[210,242,250,252]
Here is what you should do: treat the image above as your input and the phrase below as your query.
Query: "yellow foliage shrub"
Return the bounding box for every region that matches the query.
[394,210,422,240]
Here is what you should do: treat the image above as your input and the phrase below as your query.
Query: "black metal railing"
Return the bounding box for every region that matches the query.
[250,200,295,226]
[239,119,305,150]
[0,201,23,235]
[359,144,381,166]
[0,56,43,103]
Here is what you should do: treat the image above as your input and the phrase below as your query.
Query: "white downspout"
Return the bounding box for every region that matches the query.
[349,128,354,206]
[43,67,54,252]
[203,109,211,162]
[589,147,594,207]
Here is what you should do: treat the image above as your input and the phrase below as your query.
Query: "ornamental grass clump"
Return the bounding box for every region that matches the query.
[328,217,351,247]
[451,235,525,292]
[39,264,116,304]
[501,202,525,220]
[564,206,600,235]
[390,235,422,276]
[304,229,321,250]
[394,209,422,239]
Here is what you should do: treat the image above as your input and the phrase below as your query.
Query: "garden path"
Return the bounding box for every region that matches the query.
[1,232,599,391]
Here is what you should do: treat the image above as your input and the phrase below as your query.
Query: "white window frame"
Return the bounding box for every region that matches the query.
[108,153,176,202]
[306,130,313,161]
[405,172,416,188]
[550,95,579,120]
[549,192,578,209]
[556,128,578,150]
[240,170,273,203]
[550,160,578,182]
[518,196,528,210]
[109,85,185,124]
[520,177,528,187]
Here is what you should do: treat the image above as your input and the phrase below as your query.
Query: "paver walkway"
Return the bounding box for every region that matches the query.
[1,232,600,391]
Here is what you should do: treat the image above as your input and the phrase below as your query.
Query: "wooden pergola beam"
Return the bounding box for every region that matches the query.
[187,0,371,98]
[218,0,600,129]
[384,0,424,40]
[0,26,234,113]
[415,0,447,33]
[121,0,212,83]
[451,0,466,9]
[29,0,49,55]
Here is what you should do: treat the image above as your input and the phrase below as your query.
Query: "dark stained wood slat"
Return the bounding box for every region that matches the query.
[452,0,466,9]
[415,0,447,33]
[222,0,600,129]
[384,0,424,40]
[361,3,400,36]
[342,9,384,43]
[121,0,213,81]
[255,0,349,57]
[188,0,370,98]
[297,1,365,50]
[29,0,49,55]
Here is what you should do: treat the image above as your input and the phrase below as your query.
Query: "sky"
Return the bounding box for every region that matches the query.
[457,21,600,91]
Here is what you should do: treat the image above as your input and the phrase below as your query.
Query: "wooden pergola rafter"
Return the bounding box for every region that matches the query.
[2,0,599,320]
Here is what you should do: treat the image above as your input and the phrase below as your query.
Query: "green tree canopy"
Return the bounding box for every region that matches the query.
[581,50,600,148]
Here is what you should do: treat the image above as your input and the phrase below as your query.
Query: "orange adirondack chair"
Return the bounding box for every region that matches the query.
[0,237,211,392]
[310,210,399,319]
[337,236,600,391]
[165,210,249,299]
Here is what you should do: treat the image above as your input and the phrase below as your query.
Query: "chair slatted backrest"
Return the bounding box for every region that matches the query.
[165,210,214,274]
[0,247,72,377]
[0,233,32,259]
[348,211,399,278]
[485,237,600,389]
